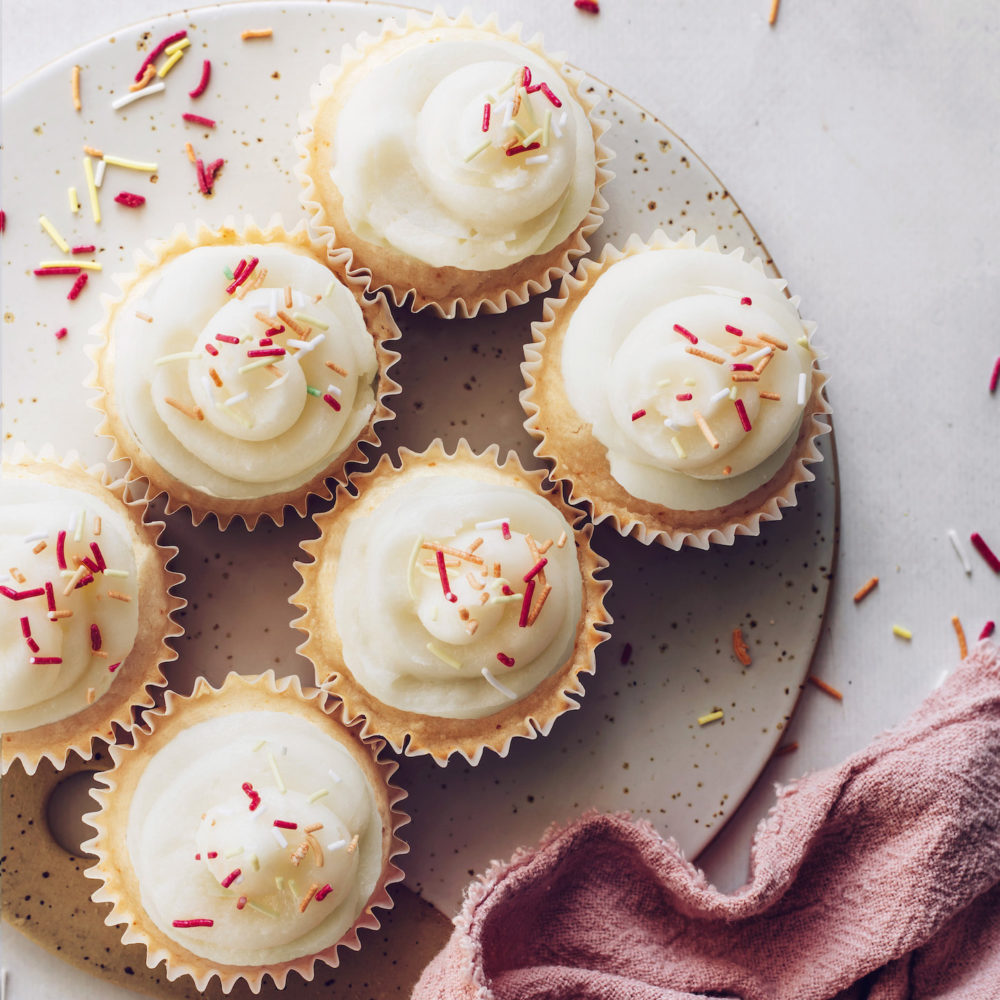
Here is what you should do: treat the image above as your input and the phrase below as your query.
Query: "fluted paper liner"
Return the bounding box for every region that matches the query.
[81,670,408,995]
[520,230,833,550]
[1,446,184,775]
[87,217,401,529]
[291,438,612,766]
[296,8,615,319]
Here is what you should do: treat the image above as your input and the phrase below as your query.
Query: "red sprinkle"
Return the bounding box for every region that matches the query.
[195,158,211,196]
[314,884,334,902]
[539,82,562,108]
[189,60,212,98]
[183,112,216,128]
[521,66,532,89]
[172,918,213,928]
[322,393,342,412]
[741,297,752,306]
[236,896,247,910]
[266,325,285,336]
[20,616,31,638]
[241,781,261,811]
[34,267,81,276]
[259,338,273,347]
[108,661,121,673]
[970,532,1000,573]
[246,348,286,358]
[205,343,219,356]
[74,573,94,590]
[505,141,541,157]
[194,853,201,860]
[734,398,752,432]
[673,323,697,344]
[71,244,96,254]
[731,363,755,372]
[90,623,102,651]
[207,158,225,182]
[574,0,600,11]
[990,357,1000,394]
[436,549,457,603]
[114,192,146,208]
[2,586,45,601]
[0,209,5,232]
[273,820,298,830]
[631,409,646,422]
[519,579,536,628]
[90,542,107,571]
[501,521,511,541]
[215,334,240,344]
[725,325,743,336]
[220,868,241,888]
[81,557,101,574]
[523,558,548,582]
[226,257,258,294]
[31,656,63,665]
[67,273,88,300]
[45,581,56,612]
[206,851,218,859]
[980,621,996,640]
[56,530,67,569]
[54,327,68,341]
[496,652,515,667]
[135,30,188,82]
[482,102,491,132]
[27,637,40,653]
[675,393,693,401]
[501,584,514,596]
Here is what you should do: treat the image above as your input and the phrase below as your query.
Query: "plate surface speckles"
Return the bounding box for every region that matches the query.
[1,0,837,994]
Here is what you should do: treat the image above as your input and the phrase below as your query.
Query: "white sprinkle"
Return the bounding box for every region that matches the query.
[292,311,329,330]
[223,391,249,407]
[94,159,107,189]
[111,80,166,110]
[325,383,342,398]
[103,568,129,578]
[224,845,243,858]
[22,530,48,543]
[266,371,289,391]
[327,769,341,784]
[683,377,697,386]
[155,351,201,365]
[947,529,973,575]
[481,666,517,700]
[73,508,86,543]
[270,826,288,848]
[67,510,77,532]
[288,333,325,352]
[742,346,773,365]
[664,418,678,430]
[657,378,672,388]
[501,99,514,126]
[326,838,347,852]
[796,372,807,406]
[269,288,280,316]
[281,744,288,756]
[475,518,510,532]
[524,154,549,165]
[558,110,568,128]
[324,280,337,298]
[710,387,731,403]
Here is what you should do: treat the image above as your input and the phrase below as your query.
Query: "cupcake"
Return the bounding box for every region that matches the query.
[521,231,831,549]
[90,220,401,528]
[82,671,407,993]
[291,440,611,765]
[1,448,183,775]
[296,10,613,318]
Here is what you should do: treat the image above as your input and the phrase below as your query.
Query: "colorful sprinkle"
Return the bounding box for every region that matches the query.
[971,532,1000,573]
[852,577,879,603]
[732,627,751,666]
[734,398,752,432]
[980,621,996,640]
[134,29,187,81]
[808,675,844,699]
[892,625,913,641]
[518,579,536,628]
[496,652,515,667]
[189,60,212,98]
[111,81,166,110]
[39,215,70,253]
[183,113,216,128]
[67,273,89,299]
[172,918,213,928]
[697,710,724,726]
[673,323,697,344]
[481,667,517,700]
[54,327,68,340]
[952,615,968,659]
[314,883,334,902]
[241,27,273,39]
[990,357,1000,394]
[574,0,601,11]
[220,868,241,888]
[273,819,297,830]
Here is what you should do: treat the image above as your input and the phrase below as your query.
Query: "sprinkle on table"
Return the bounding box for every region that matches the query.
[183,112,216,129]
[574,0,600,12]
[808,675,843,700]
[620,642,632,665]
[135,29,187,81]
[980,621,996,641]
[71,64,82,111]
[989,357,1000,394]
[114,191,146,208]
[158,49,185,79]
[130,65,156,92]
[951,615,968,659]
[103,154,158,172]
[852,576,879,603]
[39,215,70,253]
[892,624,913,641]
[970,532,1000,573]
[732,627,752,666]
[54,327,68,341]
[190,60,212,98]
[111,80,166,111]
[774,741,799,757]
[768,0,781,26]
[241,27,274,39]
[697,710,724,726]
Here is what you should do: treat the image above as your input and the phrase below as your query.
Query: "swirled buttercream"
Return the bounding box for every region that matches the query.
[0,476,138,732]
[334,475,583,718]
[110,243,379,500]
[560,246,818,510]
[331,30,597,270]
[126,710,381,966]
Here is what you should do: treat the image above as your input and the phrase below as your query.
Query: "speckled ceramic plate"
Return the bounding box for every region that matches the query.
[1,2,837,997]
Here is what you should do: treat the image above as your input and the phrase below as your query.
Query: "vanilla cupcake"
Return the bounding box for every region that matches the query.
[90,220,400,528]
[297,10,613,318]
[82,671,407,994]
[521,232,831,548]
[291,440,611,765]
[1,449,183,774]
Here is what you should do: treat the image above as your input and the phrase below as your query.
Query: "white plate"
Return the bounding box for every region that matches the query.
[1,0,836,992]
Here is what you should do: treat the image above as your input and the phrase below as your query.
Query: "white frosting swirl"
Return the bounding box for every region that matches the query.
[334,475,582,718]
[332,31,596,270]
[112,244,379,500]
[127,711,381,966]
[561,247,817,510]
[0,476,138,732]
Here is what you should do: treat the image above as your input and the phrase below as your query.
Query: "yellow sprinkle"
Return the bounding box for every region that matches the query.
[463,137,492,162]
[292,311,329,330]
[522,127,543,146]
[39,215,70,253]
[797,336,810,348]
[729,386,738,400]
[267,750,286,793]
[74,508,86,543]
[427,642,461,670]
[510,121,528,139]
[892,624,912,640]
[252,739,266,751]
[238,357,278,375]
[155,351,201,365]
[698,710,725,726]
[38,259,103,271]
[542,108,552,146]
[157,50,184,78]
[247,901,277,918]
[68,187,80,214]
[670,436,687,460]
[307,789,329,803]
[164,37,191,55]
[102,154,158,172]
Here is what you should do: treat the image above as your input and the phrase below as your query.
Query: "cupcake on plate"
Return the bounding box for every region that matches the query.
[89,219,401,528]
[82,671,407,994]
[296,10,613,318]
[521,231,831,549]
[291,440,611,766]
[1,448,183,775]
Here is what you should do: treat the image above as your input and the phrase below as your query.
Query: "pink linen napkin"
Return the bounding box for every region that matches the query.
[413,641,1000,1000]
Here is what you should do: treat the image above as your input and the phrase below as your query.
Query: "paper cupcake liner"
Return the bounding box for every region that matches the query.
[87,217,402,529]
[291,438,612,766]
[81,670,409,995]
[295,8,615,319]
[1,445,185,775]
[520,230,833,550]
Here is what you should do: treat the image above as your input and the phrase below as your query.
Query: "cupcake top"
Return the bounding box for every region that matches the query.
[127,710,381,967]
[1,473,139,734]
[330,27,597,272]
[335,473,583,719]
[559,241,817,510]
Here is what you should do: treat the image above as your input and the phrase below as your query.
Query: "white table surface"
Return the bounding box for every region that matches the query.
[3,1,999,997]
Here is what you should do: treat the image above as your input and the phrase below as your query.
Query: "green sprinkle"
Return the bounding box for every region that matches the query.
[247,900,278,918]
[307,788,329,804]
[238,357,277,375]
[510,121,527,139]
[306,385,321,398]
[464,137,492,163]
[155,351,201,366]
[292,311,329,330]
[427,642,461,671]
[542,108,552,146]
[797,335,810,347]
[522,127,542,146]
[224,267,234,280]
[671,436,687,460]
[267,750,286,793]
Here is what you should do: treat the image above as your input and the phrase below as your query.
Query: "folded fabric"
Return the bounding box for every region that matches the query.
[413,641,1000,1000]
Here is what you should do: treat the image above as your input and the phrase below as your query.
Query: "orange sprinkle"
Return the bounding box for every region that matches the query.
[48,609,74,620]
[730,344,748,357]
[479,592,489,605]
[32,541,48,555]
[135,311,153,323]
[774,741,798,757]
[685,345,725,365]
[86,687,96,704]
[693,410,720,450]
[267,364,283,378]
[511,88,522,117]
[755,352,774,375]
[283,285,293,309]
[556,531,567,548]
[83,145,104,158]
[467,537,484,552]
[298,883,320,913]
[130,64,156,92]
[493,562,501,578]
[276,309,309,336]
[732,627,752,667]
[164,396,205,421]
[808,675,843,701]
[952,615,968,659]
[768,0,781,26]
[71,64,82,111]
[347,834,359,854]
[93,515,102,535]
[325,360,348,377]
[92,650,108,658]
[458,606,470,621]
[62,565,88,596]
[107,590,133,602]
[732,372,761,383]
[421,542,484,566]
[465,619,479,636]
[853,576,879,603]
[304,823,323,833]
[241,27,273,39]
[466,573,484,591]
[254,310,280,328]
[722,466,732,475]
[537,538,554,554]
[527,583,552,626]
[759,391,782,401]
[9,567,26,584]
[205,368,224,389]
[184,141,196,163]
[758,333,788,351]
